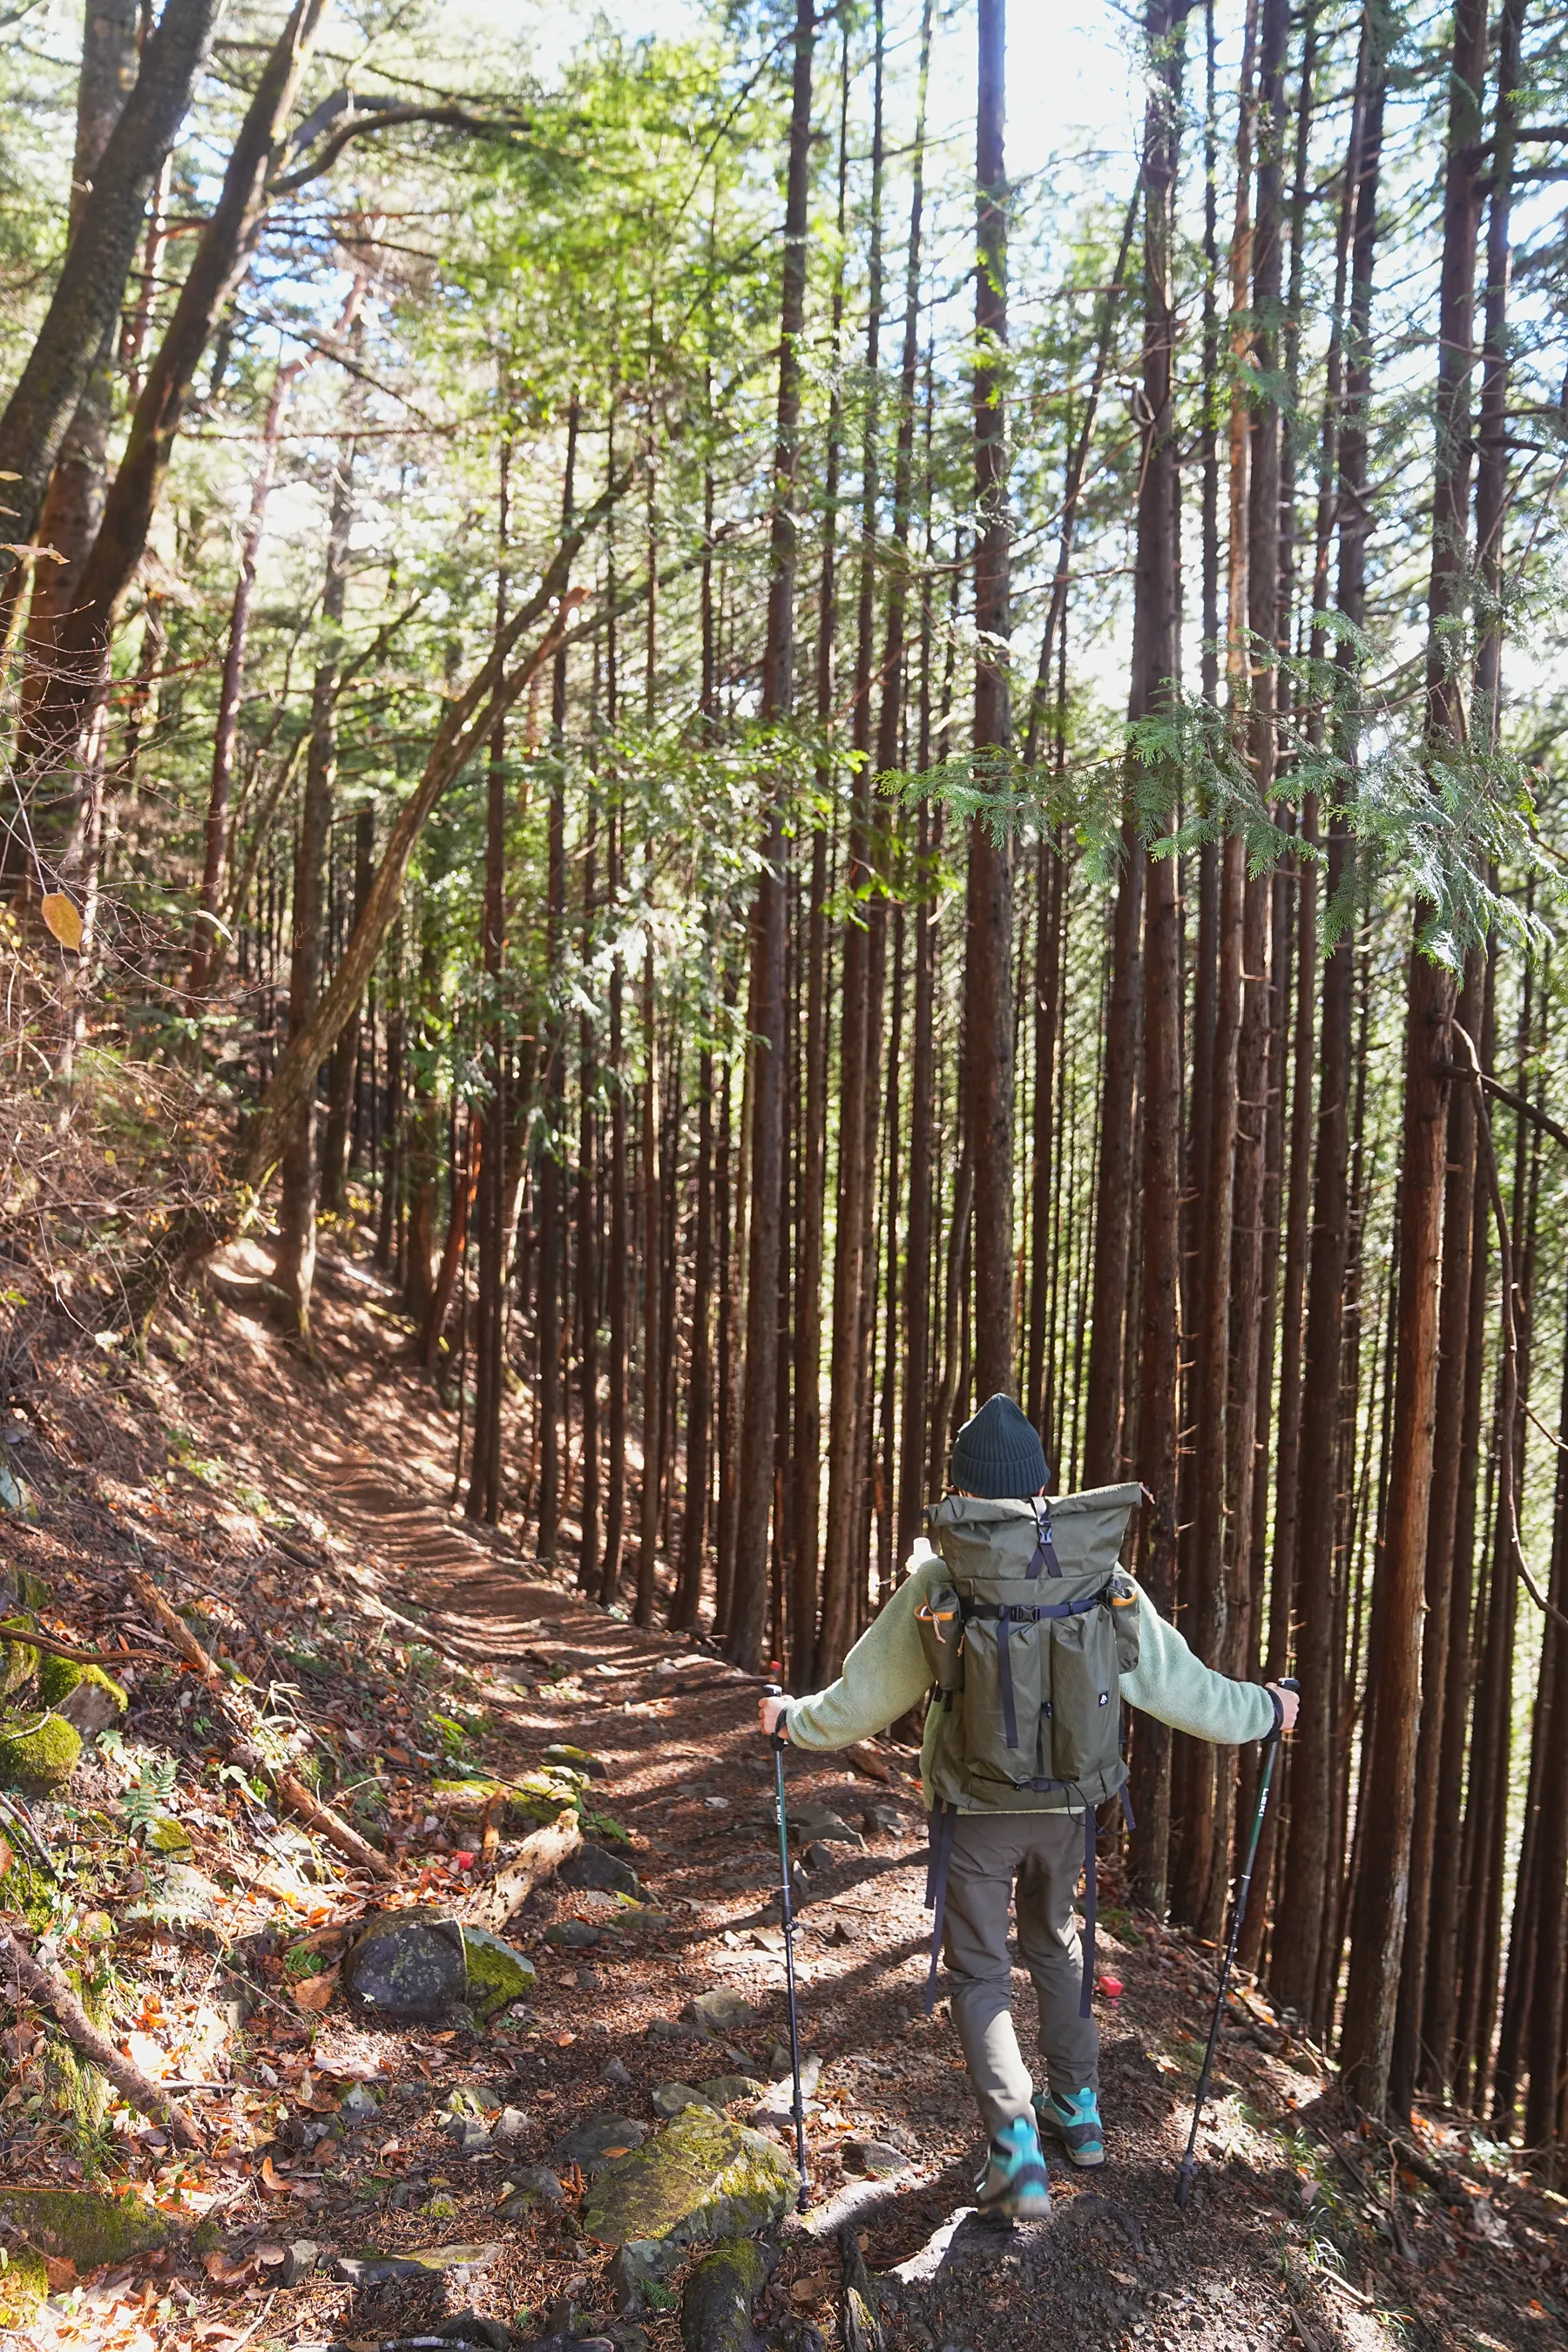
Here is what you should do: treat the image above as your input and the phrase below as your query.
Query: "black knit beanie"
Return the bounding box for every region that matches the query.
[950,1393,1051,1499]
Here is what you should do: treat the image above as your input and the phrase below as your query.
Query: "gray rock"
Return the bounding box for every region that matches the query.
[545,1919,601,1949]
[431,2317,510,2350]
[58,1677,124,1735]
[652,2081,713,2119]
[697,2075,764,2110]
[648,2017,702,2043]
[578,1966,605,1990]
[341,1909,466,2022]
[496,2105,527,2142]
[549,2112,648,2177]
[456,2119,495,2159]
[496,2165,564,2218]
[802,1842,836,1872]
[606,2234,683,2314]
[562,1843,641,1897]
[840,2136,909,2180]
[861,1804,902,1836]
[338,2083,381,2124]
[679,2238,771,2352]
[603,2057,633,2088]
[766,2048,821,2098]
[681,1990,755,2037]
[280,2240,318,2289]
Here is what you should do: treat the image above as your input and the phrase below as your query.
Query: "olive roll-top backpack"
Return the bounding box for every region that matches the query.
[917,1484,1145,1811]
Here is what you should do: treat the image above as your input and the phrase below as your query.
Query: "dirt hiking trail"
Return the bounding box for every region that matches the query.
[0,1236,1559,2352]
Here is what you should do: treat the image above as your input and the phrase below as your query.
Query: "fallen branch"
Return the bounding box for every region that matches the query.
[125,1565,396,1882]
[0,1923,206,2151]
[3,1628,163,1669]
[462,1811,582,1931]
[270,1763,397,1884]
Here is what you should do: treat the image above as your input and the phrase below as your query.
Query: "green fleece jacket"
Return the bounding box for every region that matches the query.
[783,1541,1276,1810]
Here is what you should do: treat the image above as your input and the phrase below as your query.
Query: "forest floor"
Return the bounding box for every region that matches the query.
[0,1216,1563,2352]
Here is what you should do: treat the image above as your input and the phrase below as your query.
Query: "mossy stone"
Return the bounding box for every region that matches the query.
[580,2106,797,2252]
[458,1922,537,2018]
[0,2187,168,2267]
[0,1619,38,1699]
[431,1773,577,1830]
[38,1656,126,1731]
[544,1742,610,1781]
[143,1815,191,1856]
[0,1711,80,1794]
[0,2246,47,2326]
[680,2238,770,2352]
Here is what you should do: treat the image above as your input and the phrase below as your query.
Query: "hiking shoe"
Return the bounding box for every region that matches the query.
[976,2114,1051,2220]
[1035,2085,1105,2168]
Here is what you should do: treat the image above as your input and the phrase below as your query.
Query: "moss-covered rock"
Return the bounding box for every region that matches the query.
[680,2238,771,2352]
[143,1815,191,1856]
[580,2107,798,2252]
[38,1656,126,1734]
[458,1922,537,2018]
[0,1619,38,1699]
[0,2245,47,2326]
[432,1768,580,1828]
[544,1742,610,1781]
[0,2187,168,2267]
[0,1711,80,1794]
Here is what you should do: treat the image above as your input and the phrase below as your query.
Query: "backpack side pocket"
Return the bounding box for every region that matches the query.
[1111,1574,1142,1673]
[916,1584,966,1693]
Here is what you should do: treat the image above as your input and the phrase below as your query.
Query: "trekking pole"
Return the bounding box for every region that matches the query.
[764,1685,809,2209]
[1174,1677,1297,2211]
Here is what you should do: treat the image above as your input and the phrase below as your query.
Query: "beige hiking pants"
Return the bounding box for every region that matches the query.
[940,1808,1099,2138]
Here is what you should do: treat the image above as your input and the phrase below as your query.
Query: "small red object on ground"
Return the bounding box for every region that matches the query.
[1098,1974,1123,2000]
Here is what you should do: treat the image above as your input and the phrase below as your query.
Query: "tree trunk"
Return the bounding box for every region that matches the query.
[466,431,512,1526]
[0,0,219,607]
[17,0,140,768]
[274,422,355,1342]
[964,0,1015,1408]
[1340,0,1487,2118]
[1271,10,1383,2031]
[32,0,333,805]
[1126,0,1186,1917]
[727,0,813,1673]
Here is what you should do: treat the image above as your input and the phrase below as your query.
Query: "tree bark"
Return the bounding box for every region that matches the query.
[1126,0,1185,1917]
[727,0,814,1673]
[1340,0,1487,2117]
[274,421,355,1342]
[964,0,1015,1408]
[466,429,512,1525]
[0,0,219,604]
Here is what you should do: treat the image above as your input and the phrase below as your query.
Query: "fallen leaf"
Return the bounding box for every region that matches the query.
[293,1970,336,2014]
[40,891,83,951]
[42,2255,76,2292]
[552,2032,576,2049]
[790,2275,830,2306]
[123,2031,172,2080]
[260,2155,287,2195]
[253,2243,286,2268]
[0,1834,12,1879]
[202,2251,255,2289]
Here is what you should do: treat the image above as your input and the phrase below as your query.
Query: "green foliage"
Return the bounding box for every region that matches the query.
[122,1754,179,1837]
[0,1712,80,1794]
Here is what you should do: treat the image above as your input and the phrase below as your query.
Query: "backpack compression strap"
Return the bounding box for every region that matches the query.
[970,1586,1111,1751]
[1026,1497,1062,1579]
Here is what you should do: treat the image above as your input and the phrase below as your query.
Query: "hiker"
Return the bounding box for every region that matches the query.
[759,1391,1298,2222]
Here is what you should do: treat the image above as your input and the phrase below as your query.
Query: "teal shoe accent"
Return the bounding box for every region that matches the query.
[976,2114,1051,2220]
[1035,2085,1105,2168]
